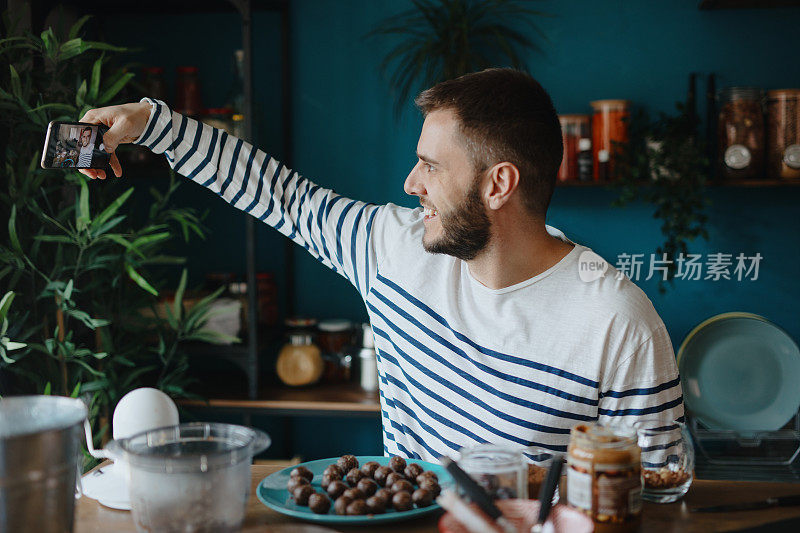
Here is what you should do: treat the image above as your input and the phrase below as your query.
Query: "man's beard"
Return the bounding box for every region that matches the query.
[423,177,491,261]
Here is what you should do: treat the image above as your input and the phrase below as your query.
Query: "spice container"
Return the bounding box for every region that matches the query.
[276,318,323,387]
[717,87,765,180]
[590,100,629,181]
[766,89,800,179]
[175,66,202,116]
[558,115,590,182]
[457,444,529,500]
[318,319,354,383]
[566,423,641,533]
[358,323,378,392]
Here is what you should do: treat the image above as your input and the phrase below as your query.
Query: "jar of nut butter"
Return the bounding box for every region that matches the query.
[566,423,642,533]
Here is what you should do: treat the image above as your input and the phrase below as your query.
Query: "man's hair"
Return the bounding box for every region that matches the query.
[415,68,562,216]
[81,126,92,135]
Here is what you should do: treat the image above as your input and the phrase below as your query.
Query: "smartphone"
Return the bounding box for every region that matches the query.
[41,121,110,170]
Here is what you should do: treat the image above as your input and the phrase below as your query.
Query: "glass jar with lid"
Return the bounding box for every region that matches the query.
[566,423,642,533]
[175,66,203,117]
[276,318,323,387]
[717,87,765,180]
[457,444,529,500]
[766,89,800,179]
[558,114,591,182]
[317,319,354,383]
[590,100,629,182]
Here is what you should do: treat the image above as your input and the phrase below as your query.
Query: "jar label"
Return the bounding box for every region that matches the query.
[566,466,593,510]
[724,144,752,169]
[597,474,641,517]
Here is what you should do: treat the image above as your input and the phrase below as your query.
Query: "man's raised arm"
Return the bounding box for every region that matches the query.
[79,98,384,296]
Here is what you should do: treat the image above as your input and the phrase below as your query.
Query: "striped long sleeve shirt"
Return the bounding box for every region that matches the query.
[134,98,684,462]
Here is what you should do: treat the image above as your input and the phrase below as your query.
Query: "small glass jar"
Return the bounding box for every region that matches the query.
[717,87,765,180]
[318,319,354,383]
[175,66,202,116]
[566,423,641,533]
[766,89,800,179]
[141,66,167,101]
[558,115,590,182]
[635,420,694,503]
[276,319,323,387]
[590,100,629,182]
[458,444,528,500]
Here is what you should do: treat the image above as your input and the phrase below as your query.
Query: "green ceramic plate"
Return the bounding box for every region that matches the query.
[678,313,800,432]
[257,455,451,525]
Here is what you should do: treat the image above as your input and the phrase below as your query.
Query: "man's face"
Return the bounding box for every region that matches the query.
[404,109,491,261]
[80,129,91,147]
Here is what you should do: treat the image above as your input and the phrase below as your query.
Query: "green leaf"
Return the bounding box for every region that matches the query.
[8,205,23,254]
[88,55,103,102]
[29,103,76,115]
[72,358,105,377]
[92,187,133,229]
[125,264,158,296]
[187,330,240,345]
[4,341,27,351]
[76,179,91,231]
[90,215,126,238]
[34,234,75,244]
[163,303,179,331]
[63,279,74,300]
[75,80,87,108]
[92,352,108,360]
[70,382,81,398]
[98,72,135,105]
[130,232,170,250]
[173,269,187,322]
[9,65,21,99]
[69,15,92,40]
[0,292,14,320]
[43,382,52,395]
[40,28,57,57]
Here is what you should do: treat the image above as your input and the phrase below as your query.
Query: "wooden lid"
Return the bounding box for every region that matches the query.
[590,99,630,110]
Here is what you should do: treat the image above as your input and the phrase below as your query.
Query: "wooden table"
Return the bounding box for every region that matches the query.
[76,465,800,532]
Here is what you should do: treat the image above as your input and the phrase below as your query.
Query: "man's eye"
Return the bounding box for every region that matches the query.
[425,163,434,172]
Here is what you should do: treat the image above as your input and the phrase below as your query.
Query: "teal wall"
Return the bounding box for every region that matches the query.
[102,1,799,458]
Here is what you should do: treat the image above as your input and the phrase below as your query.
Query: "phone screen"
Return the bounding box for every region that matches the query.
[41,122,110,170]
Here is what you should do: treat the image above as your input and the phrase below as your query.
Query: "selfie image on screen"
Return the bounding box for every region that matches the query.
[50,124,108,169]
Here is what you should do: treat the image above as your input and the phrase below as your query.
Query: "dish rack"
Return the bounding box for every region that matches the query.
[689,413,800,465]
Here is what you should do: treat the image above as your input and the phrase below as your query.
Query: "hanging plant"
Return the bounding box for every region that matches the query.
[367,0,549,116]
[613,102,710,292]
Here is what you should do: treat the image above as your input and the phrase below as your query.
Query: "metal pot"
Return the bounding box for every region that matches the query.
[103,422,270,533]
[0,395,88,533]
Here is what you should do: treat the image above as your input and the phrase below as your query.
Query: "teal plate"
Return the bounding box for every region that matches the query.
[257,455,452,525]
[678,313,800,432]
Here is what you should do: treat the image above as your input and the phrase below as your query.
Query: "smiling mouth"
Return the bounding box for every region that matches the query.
[423,207,438,220]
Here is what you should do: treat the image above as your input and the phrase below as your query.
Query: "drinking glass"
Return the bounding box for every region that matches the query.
[635,420,694,503]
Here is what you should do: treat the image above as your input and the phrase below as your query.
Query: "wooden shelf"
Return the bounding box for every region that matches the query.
[179,382,381,416]
[556,179,800,187]
[699,0,800,9]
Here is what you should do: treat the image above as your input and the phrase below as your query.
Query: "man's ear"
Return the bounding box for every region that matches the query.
[485,162,520,211]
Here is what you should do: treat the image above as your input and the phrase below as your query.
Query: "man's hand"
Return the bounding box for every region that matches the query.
[78,101,152,180]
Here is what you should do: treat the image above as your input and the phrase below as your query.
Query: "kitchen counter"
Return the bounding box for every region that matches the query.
[76,464,800,532]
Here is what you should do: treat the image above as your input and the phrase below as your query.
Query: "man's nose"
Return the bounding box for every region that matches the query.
[404,162,425,197]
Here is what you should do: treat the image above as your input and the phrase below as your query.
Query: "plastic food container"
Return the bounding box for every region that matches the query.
[457,444,529,500]
[105,422,270,533]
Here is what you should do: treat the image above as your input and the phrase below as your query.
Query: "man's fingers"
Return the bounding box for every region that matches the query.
[78,169,96,179]
[97,169,106,180]
[110,152,122,177]
[101,125,122,153]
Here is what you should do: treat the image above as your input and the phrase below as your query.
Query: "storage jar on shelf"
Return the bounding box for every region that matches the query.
[276,318,323,387]
[590,100,629,181]
[558,114,591,182]
[766,89,800,179]
[717,87,765,180]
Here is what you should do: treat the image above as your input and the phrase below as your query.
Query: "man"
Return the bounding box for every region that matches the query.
[80,68,683,461]
[74,126,107,168]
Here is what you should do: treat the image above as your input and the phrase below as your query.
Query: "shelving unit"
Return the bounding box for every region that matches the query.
[40,0,294,400]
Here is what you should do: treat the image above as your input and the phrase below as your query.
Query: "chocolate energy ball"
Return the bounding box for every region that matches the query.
[357,477,378,497]
[343,488,365,501]
[346,499,368,516]
[404,462,424,480]
[345,468,365,487]
[290,466,313,482]
[419,479,441,497]
[337,454,359,473]
[360,461,381,478]
[374,466,393,486]
[308,493,331,514]
[385,472,404,489]
[334,495,353,515]
[320,473,335,491]
[412,488,434,507]
[287,476,309,493]
[293,485,315,506]
[365,495,387,514]
[375,488,393,504]
[392,491,413,512]
[417,471,439,484]
[389,455,407,473]
[327,480,348,500]
[391,479,414,494]
[323,464,343,480]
